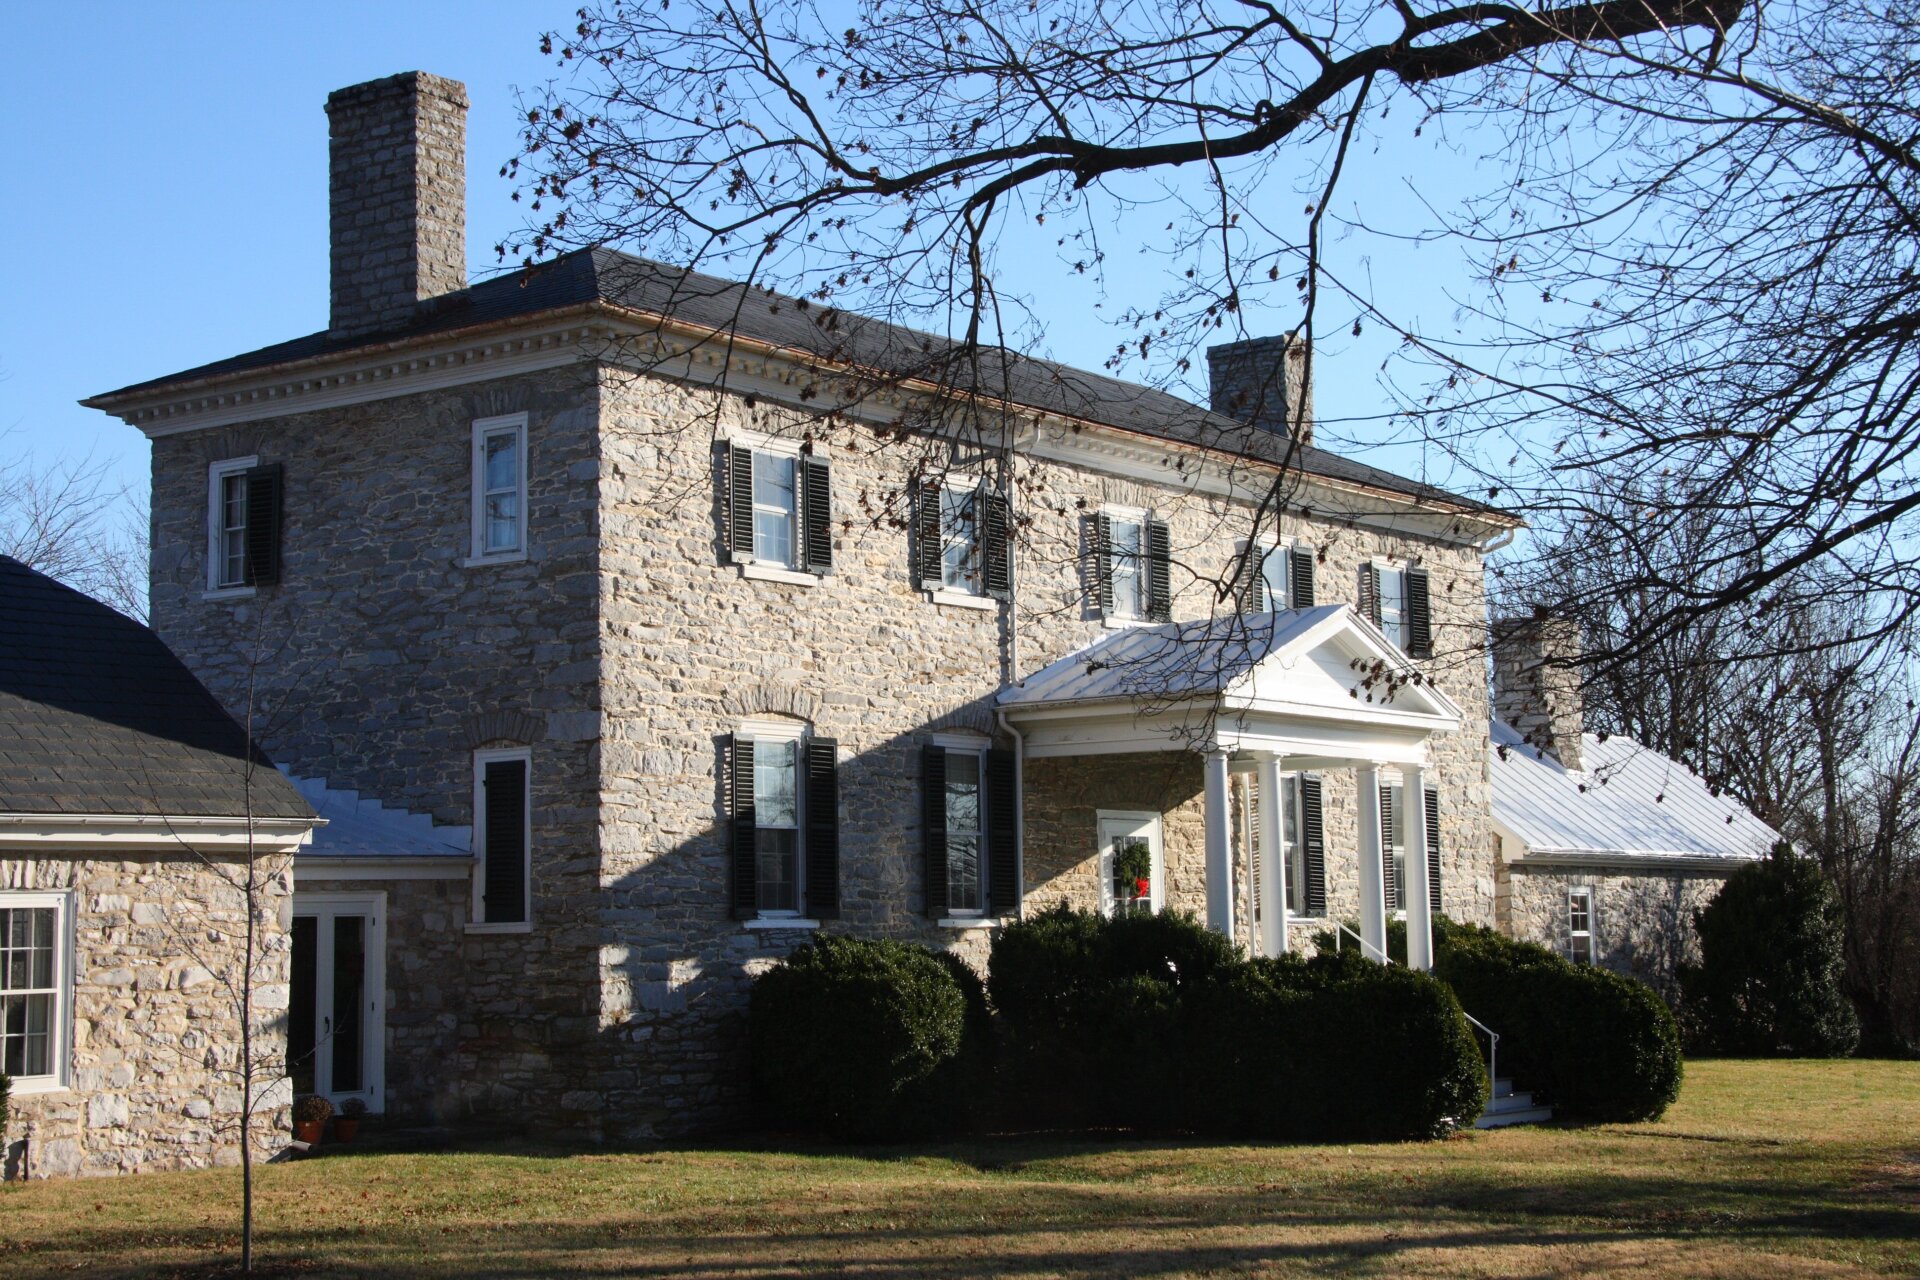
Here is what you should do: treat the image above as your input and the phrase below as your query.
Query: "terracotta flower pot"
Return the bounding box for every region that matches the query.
[333,1117,361,1143]
[294,1119,325,1145]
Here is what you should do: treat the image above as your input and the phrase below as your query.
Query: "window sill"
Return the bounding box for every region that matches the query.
[937,916,1001,930]
[1102,613,1147,630]
[742,917,821,931]
[7,1076,68,1098]
[201,586,257,602]
[461,551,528,569]
[738,562,820,587]
[928,589,997,612]
[465,921,532,935]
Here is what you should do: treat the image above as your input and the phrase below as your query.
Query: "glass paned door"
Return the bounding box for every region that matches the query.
[1097,813,1164,917]
[289,896,384,1111]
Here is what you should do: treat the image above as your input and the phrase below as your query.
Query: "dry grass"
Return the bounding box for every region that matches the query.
[3,1059,1916,1278]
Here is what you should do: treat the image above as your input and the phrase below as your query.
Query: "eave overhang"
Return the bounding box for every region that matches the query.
[0,811,321,855]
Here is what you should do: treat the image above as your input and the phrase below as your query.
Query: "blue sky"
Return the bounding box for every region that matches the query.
[3,2,1498,510]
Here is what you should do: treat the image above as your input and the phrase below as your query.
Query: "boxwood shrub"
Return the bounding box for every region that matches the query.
[1433,920,1683,1122]
[750,933,979,1141]
[1184,953,1488,1140]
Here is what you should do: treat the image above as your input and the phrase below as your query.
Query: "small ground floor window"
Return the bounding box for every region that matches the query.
[1568,887,1595,964]
[1097,811,1164,917]
[0,892,69,1088]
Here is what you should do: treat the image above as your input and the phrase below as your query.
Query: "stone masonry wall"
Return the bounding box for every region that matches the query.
[2,852,292,1180]
[591,362,1496,1136]
[148,365,605,1127]
[1501,862,1726,1005]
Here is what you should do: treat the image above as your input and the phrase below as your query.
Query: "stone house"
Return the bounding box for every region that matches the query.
[0,556,319,1177]
[1489,617,1775,1001]
[76,71,1739,1141]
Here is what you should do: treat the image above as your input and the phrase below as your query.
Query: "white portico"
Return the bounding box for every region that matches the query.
[999,606,1464,968]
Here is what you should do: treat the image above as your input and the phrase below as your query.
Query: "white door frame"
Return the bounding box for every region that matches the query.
[1095,810,1166,917]
[291,891,387,1114]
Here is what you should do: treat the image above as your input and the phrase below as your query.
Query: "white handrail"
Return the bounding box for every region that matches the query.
[1329,923,1501,1092]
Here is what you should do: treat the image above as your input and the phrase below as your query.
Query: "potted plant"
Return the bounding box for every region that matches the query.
[292,1094,332,1145]
[333,1096,367,1143]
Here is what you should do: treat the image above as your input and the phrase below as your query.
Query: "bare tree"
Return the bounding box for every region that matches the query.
[0,442,148,621]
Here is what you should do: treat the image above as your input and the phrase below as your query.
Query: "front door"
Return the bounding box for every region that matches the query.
[1096,811,1165,917]
[289,893,385,1112]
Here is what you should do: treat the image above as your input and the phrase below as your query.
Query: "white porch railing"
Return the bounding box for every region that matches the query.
[1330,921,1499,1094]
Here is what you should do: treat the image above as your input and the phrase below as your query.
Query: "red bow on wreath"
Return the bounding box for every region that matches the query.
[1134,877,1151,901]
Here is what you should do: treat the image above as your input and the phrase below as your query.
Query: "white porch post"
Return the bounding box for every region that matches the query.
[1402,763,1433,971]
[1257,754,1287,956]
[1204,749,1234,936]
[1356,763,1388,963]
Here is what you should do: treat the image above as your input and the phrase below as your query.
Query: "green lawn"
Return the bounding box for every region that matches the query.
[4,1059,1917,1278]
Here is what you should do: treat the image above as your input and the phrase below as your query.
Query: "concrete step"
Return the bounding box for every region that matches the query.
[1484,1090,1537,1113]
[1493,1077,1515,1098]
[1476,1104,1554,1128]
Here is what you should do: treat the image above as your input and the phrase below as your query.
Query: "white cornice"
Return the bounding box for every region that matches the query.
[0,812,318,854]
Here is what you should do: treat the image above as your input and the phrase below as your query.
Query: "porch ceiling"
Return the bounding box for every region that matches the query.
[998,606,1462,764]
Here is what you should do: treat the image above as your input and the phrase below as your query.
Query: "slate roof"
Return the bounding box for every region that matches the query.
[0,557,314,820]
[1489,719,1777,864]
[89,249,1509,519]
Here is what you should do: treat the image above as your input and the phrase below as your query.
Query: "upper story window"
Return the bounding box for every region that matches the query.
[1,893,69,1090]
[1096,507,1170,623]
[1361,560,1433,658]
[472,748,531,928]
[206,457,283,593]
[916,479,1011,604]
[725,435,833,580]
[730,719,840,921]
[470,413,529,561]
[1568,888,1595,964]
[1242,539,1316,613]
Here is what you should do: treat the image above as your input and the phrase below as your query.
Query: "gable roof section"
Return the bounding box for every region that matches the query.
[1490,719,1777,866]
[0,557,313,822]
[86,249,1508,520]
[1000,606,1464,726]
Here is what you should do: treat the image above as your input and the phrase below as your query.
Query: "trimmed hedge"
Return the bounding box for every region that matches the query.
[749,934,980,1141]
[1185,952,1488,1140]
[989,905,1236,1130]
[1433,920,1683,1122]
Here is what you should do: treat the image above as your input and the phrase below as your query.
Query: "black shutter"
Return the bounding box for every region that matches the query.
[800,452,833,573]
[1241,544,1266,613]
[1360,563,1382,627]
[726,443,754,559]
[1424,786,1443,913]
[982,489,1012,600]
[1289,545,1316,608]
[482,757,528,924]
[1407,567,1433,658]
[729,736,757,918]
[914,480,942,588]
[242,463,283,587]
[1300,776,1327,917]
[923,746,948,918]
[1378,785,1398,911]
[805,738,840,918]
[986,747,1018,916]
[1146,518,1172,622]
[1093,512,1114,615]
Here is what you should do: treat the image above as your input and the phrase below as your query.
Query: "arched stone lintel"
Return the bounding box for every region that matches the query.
[465,709,545,749]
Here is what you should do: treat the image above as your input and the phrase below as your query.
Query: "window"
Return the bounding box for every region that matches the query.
[1258,773,1327,918]
[1378,566,1408,648]
[1097,507,1169,622]
[1568,888,1594,964]
[472,748,531,928]
[1385,783,1408,913]
[942,749,985,914]
[1,893,68,1089]
[1362,561,1433,657]
[941,486,982,594]
[725,437,833,577]
[923,740,1016,921]
[731,722,841,921]
[470,414,528,560]
[1257,542,1290,611]
[206,457,282,592]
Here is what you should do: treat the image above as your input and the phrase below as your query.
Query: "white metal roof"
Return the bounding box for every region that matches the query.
[1489,720,1777,867]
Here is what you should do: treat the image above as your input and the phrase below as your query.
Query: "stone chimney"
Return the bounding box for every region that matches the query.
[1206,334,1314,446]
[326,72,469,340]
[1492,615,1586,771]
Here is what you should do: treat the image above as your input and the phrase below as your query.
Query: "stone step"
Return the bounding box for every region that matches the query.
[1484,1090,1537,1112]
[1476,1104,1554,1129]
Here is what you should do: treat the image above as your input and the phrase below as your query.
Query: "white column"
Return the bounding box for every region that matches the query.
[1402,763,1433,971]
[1258,754,1287,957]
[1204,749,1234,937]
[1355,763,1388,963]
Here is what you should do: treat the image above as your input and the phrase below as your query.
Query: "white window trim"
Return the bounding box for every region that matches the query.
[469,413,530,563]
[1568,885,1596,962]
[930,588,997,611]
[470,746,533,928]
[725,428,808,458]
[1238,536,1297,612]
[930,475,988,602]
[726,432,817,576]
[1101,504,1151,627]
[739,717,809,922]
[740,562,818,587]
[936,734,992,919]
[205,455,259,598]
[1369,557,1410,649]
[0,889,75,1095]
